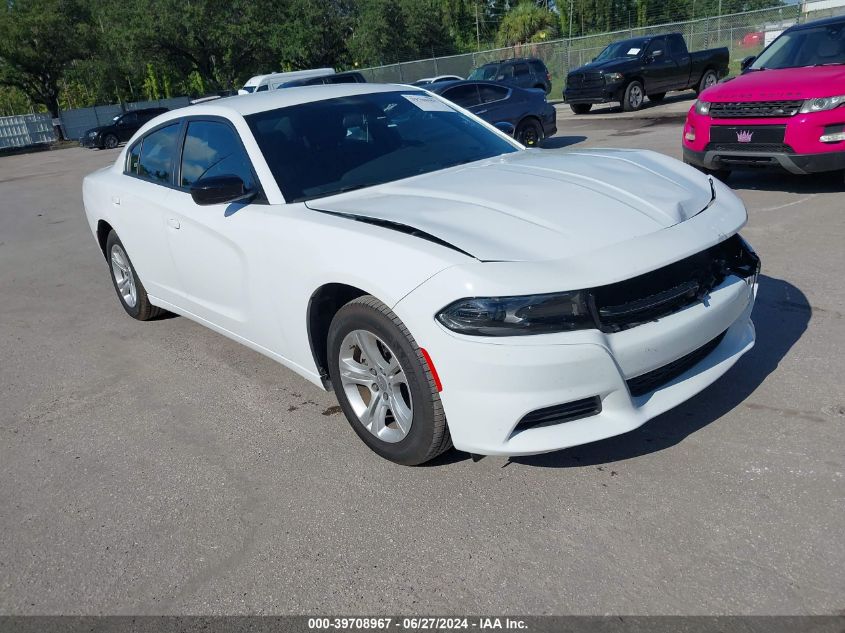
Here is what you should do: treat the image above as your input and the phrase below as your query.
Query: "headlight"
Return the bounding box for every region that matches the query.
[435,291,593,336]
[694,100,711,115]
[800,95,845,113]
[604,72,625,83]
[89,131,98,138]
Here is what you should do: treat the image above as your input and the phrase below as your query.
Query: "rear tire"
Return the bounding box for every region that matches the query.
[697,69,718,95]
[570,103,592,115]
[105,231,164,321]
[648,92,666,102]
[515,118,544,147]
[622,80,645,111]
[327,295,451,466]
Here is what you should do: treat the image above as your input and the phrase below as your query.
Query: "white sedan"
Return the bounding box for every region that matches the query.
[83,84,759,465]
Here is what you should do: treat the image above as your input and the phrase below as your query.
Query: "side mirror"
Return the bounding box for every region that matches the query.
[494,121,516,136]
[741,55,756,71]
[190,175,254,206]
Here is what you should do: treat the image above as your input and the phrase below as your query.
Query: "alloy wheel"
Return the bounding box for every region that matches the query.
[110,244,137,308]
[338,329,413,443]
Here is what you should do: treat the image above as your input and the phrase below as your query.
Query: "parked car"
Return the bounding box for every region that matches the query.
[238,69,335,94]
[411,75,464,86]
[467,58,552,94]
[739,31,765,49]
[427,80,556,146]
[564,33,729,113]
[80,108,168,149]
[683,15,845,181]
[83,84,759,465]
[278,71,367,88]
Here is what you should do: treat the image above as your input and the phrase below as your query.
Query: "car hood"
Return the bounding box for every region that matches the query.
[305,149,715,262]
[703,66,845,101]
[568,58,638,74]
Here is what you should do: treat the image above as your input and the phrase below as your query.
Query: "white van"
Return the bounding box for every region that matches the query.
[238,69,335,95]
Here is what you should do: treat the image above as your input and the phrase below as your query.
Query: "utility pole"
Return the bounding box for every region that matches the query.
[568,0,574,69]
[475,2,481,51]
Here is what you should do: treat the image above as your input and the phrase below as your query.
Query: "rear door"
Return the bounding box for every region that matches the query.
[116,112,139,142]
[474,84,512,124]
[117,123,183,304]
[667,34,692,88]
[513,62,531,88]
[160,118,262,333]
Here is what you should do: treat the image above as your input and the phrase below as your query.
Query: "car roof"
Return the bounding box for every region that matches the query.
[478,57,543,66]
[427,79,510,93]
[789,14,845,31]
[162,83,423,120]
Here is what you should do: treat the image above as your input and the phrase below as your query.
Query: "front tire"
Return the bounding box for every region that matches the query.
[327,296,451,465]
[105,231,163,321]
[697,69,718,95]
[515,118,543,147]
[570,103,592,115]
[622,80,645,111]
[103,134,119,149]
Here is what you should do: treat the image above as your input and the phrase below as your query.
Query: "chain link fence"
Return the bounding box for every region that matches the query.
[359,0,845,95]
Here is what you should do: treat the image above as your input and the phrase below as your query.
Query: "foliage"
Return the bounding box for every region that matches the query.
[0,0,787,116]
[496,1,559,46]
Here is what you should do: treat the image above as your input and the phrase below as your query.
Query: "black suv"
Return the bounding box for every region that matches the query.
[467,58,552,94]
[81,107,168,149]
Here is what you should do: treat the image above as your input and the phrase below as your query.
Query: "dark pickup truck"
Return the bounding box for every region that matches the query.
[564,33,729,113]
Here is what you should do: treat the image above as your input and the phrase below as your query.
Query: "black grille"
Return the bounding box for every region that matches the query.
[710,100,803,118]
[706,142,794,153]
[512,396,602,435]
[626,331,727,397]
[587,235,759,333]
[566,71,603,89]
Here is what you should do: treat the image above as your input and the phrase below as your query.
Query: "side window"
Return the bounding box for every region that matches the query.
[529,60,546,75]
[441,84,481,108]
[257,84,269,92]
[497,65,515,79]
[180,120,256,190]
[137,123,181,184]
[647,37,665,55]
[328,74,359,84]
[514,63,530,77]
[118,112,138,127]
[478,84,508,104]
[669,34,687,56]
[126,140,142,174]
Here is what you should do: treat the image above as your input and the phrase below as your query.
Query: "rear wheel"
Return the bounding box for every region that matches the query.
[622,81,645,111]
[697,69,718,95]
[327,296,451,466]
[515,118,543,147]
[648,92,666,102]
[105,231,164,321]
[570,103,592,115]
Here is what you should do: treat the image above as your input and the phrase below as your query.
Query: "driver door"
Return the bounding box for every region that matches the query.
[160,118,261,335]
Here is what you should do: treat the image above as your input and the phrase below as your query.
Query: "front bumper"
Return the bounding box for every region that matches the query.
[396,273,756,457]
[683,145,845,174]
[564,82,624,105]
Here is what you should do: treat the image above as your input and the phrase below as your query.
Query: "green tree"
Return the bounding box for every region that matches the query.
[496,1,559,46]
[0,0,97,132]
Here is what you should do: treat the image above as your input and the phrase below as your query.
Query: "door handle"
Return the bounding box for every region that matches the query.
[167,218,181,229]
[475,108,488,114]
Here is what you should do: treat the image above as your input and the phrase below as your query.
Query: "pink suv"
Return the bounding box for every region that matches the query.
[683,15,845,180]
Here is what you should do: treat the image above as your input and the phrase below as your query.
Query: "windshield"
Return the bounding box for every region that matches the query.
[468,65,499,80]
[594,39,648,62]
[752,23,845,69]
[246,91,518,203]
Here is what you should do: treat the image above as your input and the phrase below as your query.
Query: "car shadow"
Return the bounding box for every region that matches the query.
[578,91,696,115]
[435,274,809,469]
[541,135,588,149]
[729,169,844,194]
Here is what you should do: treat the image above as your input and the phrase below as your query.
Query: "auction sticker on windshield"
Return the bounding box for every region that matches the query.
[403,94,455,112]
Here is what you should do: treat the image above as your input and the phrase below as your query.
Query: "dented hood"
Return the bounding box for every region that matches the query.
[306,148,714,262]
